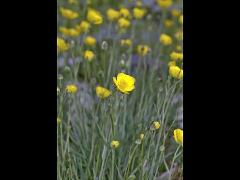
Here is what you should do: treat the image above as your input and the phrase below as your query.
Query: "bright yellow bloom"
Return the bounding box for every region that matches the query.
[96,86,111,98]
[87,9,103,25]
[60,7,79,20]
[164,19,173,28]
[140,133,144,140]
[133,7,146,19]
[160,34,172,46]
[84,36,97,46]
[173,129,183,145]
[137,45,150,56]
[111,140,120,148]
[171,9,181,17]
[57,37,69,52]
[121,39,132,47]
[179,15,183,25]
[157,0,173,8]
[84,50,95,61]
[151,121,161,130]
[169,66,183,79]
[57,117,61,124]
[170,51,183,61]
[113,73,135,94]
[76,21,91,33]
[168,61,176,67]
[120,8,131,19]
[66,84,78,93]
[107,8,120,21]
[118,18,131,29]
[59,27,80,37]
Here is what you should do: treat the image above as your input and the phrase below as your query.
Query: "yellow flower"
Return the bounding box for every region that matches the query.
[173,129,183,145]
[96,86,111,98]
[175,30,183,41]
[84,36,97,46]
[164,19,173,28]
[120,8,131,19]
[171,9,181,17]
[107,8,120,21]
[68,0,77,4]
[57,117,62,124]
[121,39,132,47]
[137,45,150,56]
[157,0,173,8]
[168,61,176,67]
[170,51,183,61]
[59,27,80,37]
[60,7,79,20]
[133,7,146,19]
[66,84,78,93]
[140,133,144,140]
[179,15,183,25]
[84,50,95,61]
[113,73,135,94]
[160,34,172,46]
[57,37,69,52]
[151,121,161,130]
[87,9,103,25]
[76,21,91,33]
[111,140,120,148]
[118,18,131,29]
[136,0,143,7]
[169,66,183,79]
[176,45,182,51]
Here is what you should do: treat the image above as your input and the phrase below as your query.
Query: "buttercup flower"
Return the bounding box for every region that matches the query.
[164,19,173,28]
[140,133,144,140]
[59,27,80,37]
[176,45,182,51]
[96,86,111,98]
[121,39,132,47]
[60,7,79,20]
[57,37,69,52]
[84,50,95,61]
[68,0,77,4]
[84,36,97,46]
[107,8,120,21]
[157,0,173,8]
[169,66,183,79]
[168,61,176,67]
[57,117,62,124]
[179,15,183,25]
[151,121,161,130]
[133,7,146,19]
[111,140,120,148]
[76,21,91,33]
[66,84,78,93]
[173,129,183,145]
[87,9,103,25]
[171,9,181,17]
[175,30,183,41]
[118,18,131,29]
[137,45,150,56]
[113,73,135,94]
[120,8,131,19]
[170,51,183,61]
[160,34,172,46]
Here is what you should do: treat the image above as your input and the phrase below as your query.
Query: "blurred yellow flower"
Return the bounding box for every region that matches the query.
[57,87,60,95]
[121,39,132,47]
[169,66,183,79]
[160,34,172,46]
[173,129,183,145]
[140,133,144,140]
[68,0,77,4]
[136,0,143,7]
[107,8,120,21]
[84,36,97,46]
[60,7,79,20]
[133,7,146,19]
[179,15,183,25]
[171,9,181,17]
[164,19,173,28]
[66,84,78,93]
[151,121,161,130]
[113,73,135,94]
[168,61,176,67]
[84,50,95,61]
[96,86,111,98]
[57,117,61,124]
[176,45,182,51]
[111,140,120,148]
[57,37,69,52]
[118,18,131,29]
[157,0,173,8]
[170,51,183,61]
[76,21,91,33]
[137,45,150,56]
[175,30,183,41]
[59,27,80,37]
[120,8,131,19]
[87,9,103,25]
